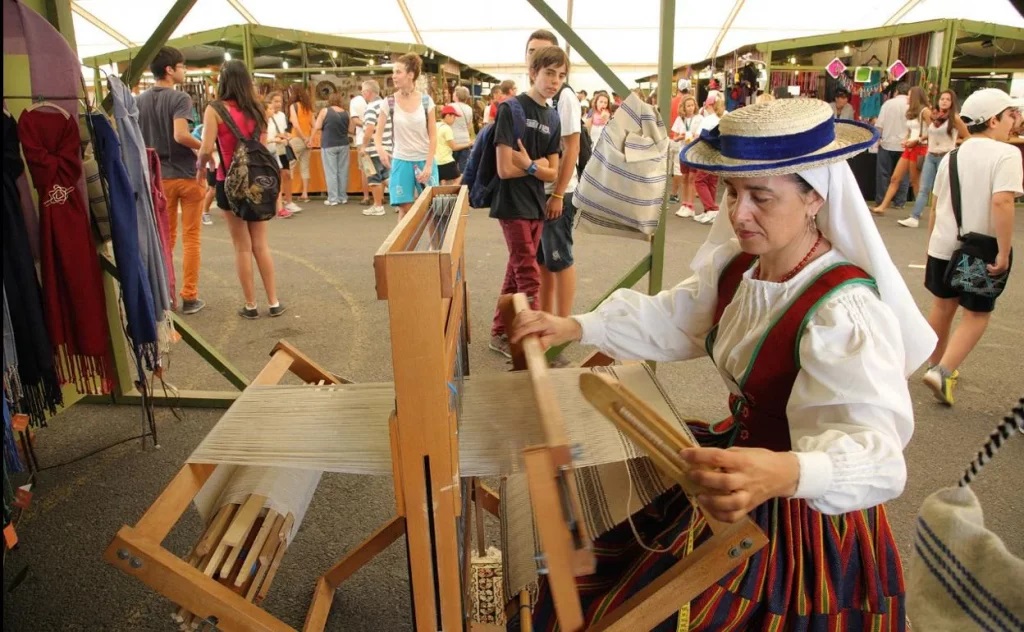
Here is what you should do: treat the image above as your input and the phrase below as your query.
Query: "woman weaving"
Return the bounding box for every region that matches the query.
[510,99,936,630]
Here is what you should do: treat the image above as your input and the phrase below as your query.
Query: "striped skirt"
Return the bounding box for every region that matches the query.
[527,487,906,631]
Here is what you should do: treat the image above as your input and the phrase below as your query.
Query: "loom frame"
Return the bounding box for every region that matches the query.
[102,340,344,632]
[305,185,474,631]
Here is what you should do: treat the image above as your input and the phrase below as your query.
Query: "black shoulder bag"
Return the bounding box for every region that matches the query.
[944,148,1012,298]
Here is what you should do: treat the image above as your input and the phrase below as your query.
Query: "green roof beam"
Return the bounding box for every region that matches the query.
[250,25,428,56]
[755,19,950,53]
[82,24,245,67]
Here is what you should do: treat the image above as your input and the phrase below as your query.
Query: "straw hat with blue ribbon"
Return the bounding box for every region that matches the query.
[680,98,879,177]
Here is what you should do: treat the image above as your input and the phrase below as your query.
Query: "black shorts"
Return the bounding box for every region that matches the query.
[277,152,290,170]
[206,169,217,187]
[924,254,1012,313]
[215,180,230,211]
[537,192,577,273]
[367,155,390,185]
[437,161,460,182]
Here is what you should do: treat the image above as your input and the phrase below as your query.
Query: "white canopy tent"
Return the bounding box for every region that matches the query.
[71,0,1024,92]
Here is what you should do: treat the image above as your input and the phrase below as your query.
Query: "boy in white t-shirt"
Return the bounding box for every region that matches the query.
[923,88,1022,405]
[525,30,581,364]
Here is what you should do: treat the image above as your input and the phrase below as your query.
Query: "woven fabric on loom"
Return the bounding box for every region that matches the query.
[499,365,691,603]
[187,364,697,478]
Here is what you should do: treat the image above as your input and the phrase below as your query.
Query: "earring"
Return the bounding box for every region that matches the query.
[808,214,818,233]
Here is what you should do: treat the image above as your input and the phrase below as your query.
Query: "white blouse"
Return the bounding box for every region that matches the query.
[572,243,914,516]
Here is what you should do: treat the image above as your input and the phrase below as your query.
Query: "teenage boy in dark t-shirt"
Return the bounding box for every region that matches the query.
[137,46,206,314]
[488,46,566,357]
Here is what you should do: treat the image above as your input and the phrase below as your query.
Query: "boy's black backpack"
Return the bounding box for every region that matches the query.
[553,84,592,178]
[463,98,527,209]
[211,101,280,221]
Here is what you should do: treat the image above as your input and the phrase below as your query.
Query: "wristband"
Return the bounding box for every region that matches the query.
[551,193,564,200]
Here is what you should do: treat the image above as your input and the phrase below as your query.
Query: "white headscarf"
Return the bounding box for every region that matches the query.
[691,162,936,376]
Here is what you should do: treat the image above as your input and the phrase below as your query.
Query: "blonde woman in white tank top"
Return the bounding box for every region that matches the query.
[898,90,971,227]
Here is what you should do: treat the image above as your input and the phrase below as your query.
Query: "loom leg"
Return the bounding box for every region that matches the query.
[302,516,407,632]
[104,527,293,632]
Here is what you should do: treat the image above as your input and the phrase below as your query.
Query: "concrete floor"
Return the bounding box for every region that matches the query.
[4,197,1023,631]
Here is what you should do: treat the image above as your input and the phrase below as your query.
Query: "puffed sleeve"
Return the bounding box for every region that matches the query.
[572,240,741,362]
[787,284,914,515]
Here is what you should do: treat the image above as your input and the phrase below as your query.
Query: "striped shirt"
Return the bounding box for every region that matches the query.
[362,99,393,158]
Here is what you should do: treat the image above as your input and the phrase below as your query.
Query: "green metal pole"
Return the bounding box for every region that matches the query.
[940,20,957,90]
[243,24,254,70]
[301,42,310,87]
[119,0,198,88]
[523,0,629,97]
[93,64,104,103]
[649,0,675,297]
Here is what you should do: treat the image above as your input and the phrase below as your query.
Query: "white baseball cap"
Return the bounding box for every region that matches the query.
[960,88,1024,125]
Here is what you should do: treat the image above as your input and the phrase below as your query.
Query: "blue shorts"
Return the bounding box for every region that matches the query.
[537,192,577,272]
[389,158,439,205]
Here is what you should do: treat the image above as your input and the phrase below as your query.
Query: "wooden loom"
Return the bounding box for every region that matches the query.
[104,184,767,631]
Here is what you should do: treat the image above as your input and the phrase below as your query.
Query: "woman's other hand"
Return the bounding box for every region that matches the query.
[508,309,582,350]
[681,447,800,523]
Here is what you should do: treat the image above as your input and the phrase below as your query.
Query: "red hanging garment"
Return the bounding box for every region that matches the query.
[146,148,176,303]
[18,108,112,394]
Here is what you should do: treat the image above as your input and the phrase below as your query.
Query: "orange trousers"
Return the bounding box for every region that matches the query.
[161,178,205,301]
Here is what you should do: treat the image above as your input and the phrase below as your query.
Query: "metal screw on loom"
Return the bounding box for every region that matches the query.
[740,538,754,550]
[116,548,130,560]
[570,443,585,461]
[534,554,549,575]
[129,557,144,569]
[727,546,741,559]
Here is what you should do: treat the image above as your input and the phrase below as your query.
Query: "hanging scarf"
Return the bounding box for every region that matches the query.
[89,113,160,369]
[107,76,172,318]
[2,393,22,477]
[3,288,23,405]
[18,108,112,394]
[1,112,62,425]
[146,148,177,303]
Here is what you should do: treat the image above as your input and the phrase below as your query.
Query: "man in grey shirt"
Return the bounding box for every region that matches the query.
[137,46,206,314]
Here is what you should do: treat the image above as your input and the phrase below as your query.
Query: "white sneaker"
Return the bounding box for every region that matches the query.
[285,202,302,213]
[362,205,386,216]
[696,211,719,224]
[897,217,920,228]
[692,212,707,223]
[324,200,340,206]
[674,206,694,218]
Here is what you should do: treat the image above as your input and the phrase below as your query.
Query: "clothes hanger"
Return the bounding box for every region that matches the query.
[25,99,71,118]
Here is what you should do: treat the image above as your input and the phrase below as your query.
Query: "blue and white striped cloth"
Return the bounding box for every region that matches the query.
[575,93,669,241]
[908,484,1024,631]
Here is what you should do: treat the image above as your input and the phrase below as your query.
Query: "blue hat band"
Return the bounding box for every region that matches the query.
[700,117,835,161]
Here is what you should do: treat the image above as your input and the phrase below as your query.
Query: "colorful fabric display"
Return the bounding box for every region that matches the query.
[107,76,171,318]
[2,113,62,425]
[18,108,112,394]
[90,113,159,369]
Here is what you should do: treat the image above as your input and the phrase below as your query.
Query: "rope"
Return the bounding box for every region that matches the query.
[959,397,1024,487]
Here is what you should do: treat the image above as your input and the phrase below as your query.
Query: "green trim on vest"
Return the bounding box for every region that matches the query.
[793,277,879,370]
[737,263,871,390]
